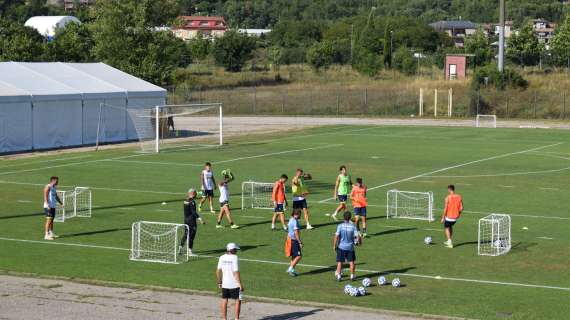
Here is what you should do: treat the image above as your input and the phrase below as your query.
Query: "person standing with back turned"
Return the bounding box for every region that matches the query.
[441,184,463,248]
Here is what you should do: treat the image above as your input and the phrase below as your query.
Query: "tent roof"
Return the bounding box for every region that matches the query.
[0,81,31,103]
[0,62,166,102]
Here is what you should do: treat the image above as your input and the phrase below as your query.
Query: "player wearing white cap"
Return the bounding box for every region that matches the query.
[216,242,243,320]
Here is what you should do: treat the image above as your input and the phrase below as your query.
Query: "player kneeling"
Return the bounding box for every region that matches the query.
[216,173,239,229]
[334,211,362,281]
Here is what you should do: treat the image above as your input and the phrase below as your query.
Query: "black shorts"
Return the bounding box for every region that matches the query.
[336,248,356,262]
[444,220,457,228]
[220,201,229,207]
[44,208,56,219]
[290,239,302,257]
[203,189,214,197]
[292,199,307,209]
[222,288,240,300]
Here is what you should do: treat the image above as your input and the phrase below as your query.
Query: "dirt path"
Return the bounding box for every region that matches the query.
[0,275,460,320]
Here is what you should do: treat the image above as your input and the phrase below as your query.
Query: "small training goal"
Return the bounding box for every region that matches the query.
[476,114,497,128]
[130,221,189,264]
[386,189,434,221]
[241,181,275,210]
[55,187,92,223]
[478,214,511,256]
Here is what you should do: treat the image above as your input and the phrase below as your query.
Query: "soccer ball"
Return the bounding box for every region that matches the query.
[357,286,367,296]
[392,278,401,287]
[494,239,504,248]
[378,276,387,286]
[221,169,234,181]
[344,284,353,295]
[424,236,433,245]
[349,287,359,297]
[362,278,372,287]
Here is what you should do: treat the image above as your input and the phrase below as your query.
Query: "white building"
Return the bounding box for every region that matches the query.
[0,62,166,153]
[24,16,81,39]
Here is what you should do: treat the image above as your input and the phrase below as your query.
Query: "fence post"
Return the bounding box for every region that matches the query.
[336,91,340,116]
[434,89,438,118]
[476,90,480,115]
[563,91,566,119]
[534,91,537,119]
[419,88,424,117]
[505,93,509,119]
[364,88,368,112]
[281,91,286,114]
[448,88,453,117]
[253,86,257,114]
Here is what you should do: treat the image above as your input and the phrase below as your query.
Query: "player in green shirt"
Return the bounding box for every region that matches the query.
[330,165,352,221]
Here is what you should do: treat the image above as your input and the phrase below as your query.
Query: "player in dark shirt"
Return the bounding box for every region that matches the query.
[180,188,204,256]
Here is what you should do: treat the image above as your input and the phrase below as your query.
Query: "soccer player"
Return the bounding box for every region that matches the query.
[216,242,243,320]
[330,165,352,221]
[180,188,205,256]
[333,211,361,281]
[291,168,313,229]
[216,175,239,229]
[350,177,368,237]
[199,162,216,213]
[43,176,62,240]
[441,184,463,248]
[271,174,289,231]
[285,209,303,276]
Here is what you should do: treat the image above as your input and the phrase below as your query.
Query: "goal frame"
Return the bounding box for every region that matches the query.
[130,221,189,264]
[55,187,92,223]
[241,181,275,210]
[476,114,497,128]
[386,189,434,222]
[478,214,511,256]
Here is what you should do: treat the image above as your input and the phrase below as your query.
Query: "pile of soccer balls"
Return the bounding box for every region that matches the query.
[343,277,401,297]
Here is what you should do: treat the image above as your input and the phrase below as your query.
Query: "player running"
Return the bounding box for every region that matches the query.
[43,176,62,240]
[216,174,239,229]
[291,168,313,230]
[441,184,463,249]
[271,174,289,231]
[180,188,205,256]
[199,162,216,213]
[333,211,362,281]
[285,209,303,276]
[350,178,368,237]
[330,165,352,221]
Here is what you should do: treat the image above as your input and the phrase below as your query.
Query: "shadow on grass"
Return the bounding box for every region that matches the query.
[510,242,537,253]
[198,244,267,255]
[259,309,324,320]
[357,266,417,280]
[310,215,386,229]
[63,227,131,238]
[238,220,272,229]
[454,241,478,248]
[300,262,366,277]
[369,227,416,237]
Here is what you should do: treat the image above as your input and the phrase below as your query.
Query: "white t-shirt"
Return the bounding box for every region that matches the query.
[202,170,214,190]
[219,183,229,203]
[217,254,240,289]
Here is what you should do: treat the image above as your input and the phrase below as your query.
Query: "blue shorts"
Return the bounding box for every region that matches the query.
[354,207,367,217]
[292,199,307,209]
[44,207,56,219]
[337,195,348,202]
[203,189,214,197]
[274,203,284,213]
[336,248,356,262]
[290,239,302,257]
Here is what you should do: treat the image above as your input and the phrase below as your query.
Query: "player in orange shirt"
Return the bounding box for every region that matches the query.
[441,184,463,248]
[350,178,368,237]
[272,174,289,231]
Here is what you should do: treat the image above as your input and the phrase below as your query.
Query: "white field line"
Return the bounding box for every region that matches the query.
[118,208,135,211]
[537,237,554,240]
[107,160,202,167]
[319,142,563,203]
[0,155,92,169]
[16,200,33,203]
[427,167,570,178]
[498,185,515,188]
[344,132,565,145]
[539,187,560,191]
[1,236,570,292]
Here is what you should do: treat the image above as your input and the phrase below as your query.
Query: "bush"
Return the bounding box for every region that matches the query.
[392,46,417,75]
[352,47,382,77]
[306,40,335,71]
[471,65,529,91]
[213,30,256,72]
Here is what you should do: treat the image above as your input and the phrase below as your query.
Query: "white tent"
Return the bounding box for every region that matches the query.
[24,16,81,39]
[0,62,166,153]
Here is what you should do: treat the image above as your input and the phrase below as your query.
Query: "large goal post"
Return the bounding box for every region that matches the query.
[386,189,434,221]
[476,114,497,128]
[241,181,275,210]
[130,221,189,264]
[478,214,511,256]
[55,187,92,223]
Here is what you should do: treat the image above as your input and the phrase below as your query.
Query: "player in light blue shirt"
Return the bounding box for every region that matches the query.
[286,209,303,276]
[333,211,361,281]
[43,176,62,240]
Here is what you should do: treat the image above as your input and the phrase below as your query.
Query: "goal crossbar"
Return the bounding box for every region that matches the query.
[130,221,189,264]
[386,189,434,221]
[55,187,92,223]
[241,181,275,210]
[476,114,497,128]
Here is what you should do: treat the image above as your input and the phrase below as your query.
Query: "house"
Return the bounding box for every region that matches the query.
[47,0,94,11]
[24,16,81,40]
[482,20,514,38]
[172,16,228,40]
[430,20,478,48]
[532,19,556,48]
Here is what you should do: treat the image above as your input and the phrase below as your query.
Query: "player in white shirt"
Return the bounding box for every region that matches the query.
[199,162,216,213]
[216,174,239,229]
[43,176,62,240]
[216,243,243,320]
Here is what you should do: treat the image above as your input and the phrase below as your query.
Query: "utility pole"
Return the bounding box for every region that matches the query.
[498,0,505,72]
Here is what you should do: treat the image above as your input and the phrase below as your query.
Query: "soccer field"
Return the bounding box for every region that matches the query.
[1,125,570,319]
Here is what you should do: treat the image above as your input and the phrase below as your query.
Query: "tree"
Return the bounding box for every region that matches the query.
[352,46,381,77]
[393,46,418,75]
[383,24,393,68]
[306,40,335,71]
[506,23,543,66]
[550,14,570,65]
[213,30,256,72]
[46,22,94,62]
[0,20,46,61]
[464,30,493,67]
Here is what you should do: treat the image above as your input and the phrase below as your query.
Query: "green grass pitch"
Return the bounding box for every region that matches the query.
[1,125,570,319]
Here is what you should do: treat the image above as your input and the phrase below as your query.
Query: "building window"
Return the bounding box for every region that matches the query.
[449,64,457,80]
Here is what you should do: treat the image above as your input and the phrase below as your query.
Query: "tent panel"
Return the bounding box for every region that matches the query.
[32,100,83,150]
[82,99,127,144]
[0,102,32,153]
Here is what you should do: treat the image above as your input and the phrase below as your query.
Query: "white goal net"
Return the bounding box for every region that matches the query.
[55,187,92,223]
[478,214,511,256]
[476,114,497,128]
[123,103,223,153]
[386,189,434,221]
[242,181,275,209]
[130,221,189,264]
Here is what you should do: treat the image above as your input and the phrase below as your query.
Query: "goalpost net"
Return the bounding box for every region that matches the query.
[242,181,275,210]
[55,187,92,223]
[96,103,223,153]
[478,214,511,256]
[476,114,497,128]
[130,221,189,264]
[386,189,434,221]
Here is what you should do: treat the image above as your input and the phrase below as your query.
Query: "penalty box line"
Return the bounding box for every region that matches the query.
[1,236,570,293]
[319,142,563,203]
